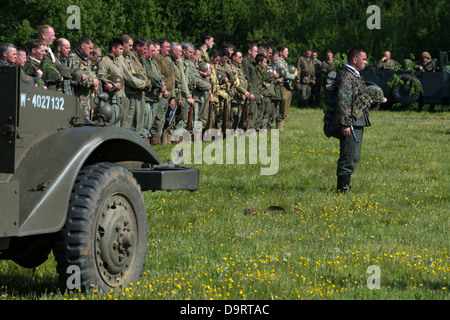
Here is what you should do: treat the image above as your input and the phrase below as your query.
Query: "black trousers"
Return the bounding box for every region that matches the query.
[337,126,364,177]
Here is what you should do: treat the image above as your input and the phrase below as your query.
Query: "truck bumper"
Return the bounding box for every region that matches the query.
[130,165,200,192]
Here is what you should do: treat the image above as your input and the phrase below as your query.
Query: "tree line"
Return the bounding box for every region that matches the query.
[2,0,449,66]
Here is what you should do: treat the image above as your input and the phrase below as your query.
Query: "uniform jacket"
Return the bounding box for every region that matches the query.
[118,52,147,95]
[155,53,174,92]
[376,59,396,70]
[336,64,371,128]
[297,56,316,84]
[67,48,97,92]
[321,59,335,75]
[242,56,262,104]
[165,54,183,100]
[230,60,248,104]
[142,56,165,102]
[97,53,126,97]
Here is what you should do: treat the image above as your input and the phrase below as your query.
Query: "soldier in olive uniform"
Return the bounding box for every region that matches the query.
[67,36,99,121]
[418,52,436,72]
[23,40,46,88]
[275,45,294,131]
[311,51,322,107]
[143,40,167,145]
[117,35,150,135]
[164,42,188,140]
[376,51,396,70]
[297,49,316,108]
[154,39,174,142]
[199,33,214,64]
[208,49,229,132]
[128,37,152,139]
[191,49,212,140]
[180,42,197,137]
[335,47,386,193]
[270,50,284,129]
[242,42,262,131]
[230,50,250,130]
[258,54,275,129]
[216,48,235,131]
[321,51,336,74]
[97,38,126,126]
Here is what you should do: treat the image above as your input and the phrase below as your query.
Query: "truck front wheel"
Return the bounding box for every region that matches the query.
[54,162,148,292]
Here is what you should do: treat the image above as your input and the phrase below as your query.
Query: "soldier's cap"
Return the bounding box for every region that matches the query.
[421,52,431,59]
[56,64,72,78]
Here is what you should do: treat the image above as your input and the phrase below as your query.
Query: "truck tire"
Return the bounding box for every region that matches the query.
[54,162,148,292]
[390,73,422,104]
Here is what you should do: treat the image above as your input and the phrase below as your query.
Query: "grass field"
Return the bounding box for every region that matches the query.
[0,107,449,301]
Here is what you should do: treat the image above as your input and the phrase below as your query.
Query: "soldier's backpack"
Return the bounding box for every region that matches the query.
[322,70,342,139]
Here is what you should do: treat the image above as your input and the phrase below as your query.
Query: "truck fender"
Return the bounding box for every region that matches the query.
[14,126,159,237]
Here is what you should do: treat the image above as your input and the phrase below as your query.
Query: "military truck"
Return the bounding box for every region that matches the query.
[361,51,450,108]
[0,66,199,291]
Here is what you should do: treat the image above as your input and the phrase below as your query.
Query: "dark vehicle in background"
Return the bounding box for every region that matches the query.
[361,51,450,109]
[0,66,199,291]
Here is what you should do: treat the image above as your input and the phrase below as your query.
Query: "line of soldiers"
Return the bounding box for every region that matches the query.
[1,26,439,144]
[375,50,438,72]
[2,26,315,144]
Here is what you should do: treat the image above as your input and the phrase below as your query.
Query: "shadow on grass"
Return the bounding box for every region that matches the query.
[0,271,62,298]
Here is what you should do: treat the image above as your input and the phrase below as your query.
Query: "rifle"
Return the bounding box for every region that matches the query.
[222,84,229,138]
[187,99,194,133]
[163,104,178,136]
[239,97,249,130]
[205,84,214,130]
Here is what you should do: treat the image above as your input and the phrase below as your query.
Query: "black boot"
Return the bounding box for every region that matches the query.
[337,175,351,194]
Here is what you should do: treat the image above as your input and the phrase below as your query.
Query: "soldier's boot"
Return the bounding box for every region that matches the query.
[337,175,351,194]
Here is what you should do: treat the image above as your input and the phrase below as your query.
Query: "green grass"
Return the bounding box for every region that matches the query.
[1,107,449,300]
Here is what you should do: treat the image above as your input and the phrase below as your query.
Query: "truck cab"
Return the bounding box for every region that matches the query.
[0,66,199,291]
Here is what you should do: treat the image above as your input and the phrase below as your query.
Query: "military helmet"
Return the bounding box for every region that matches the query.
[71,69,85,82]
[94,92,114,123]
[288,65,296,74]
[108,73,124,85]
[277,67,287,79]
[56,64,72,78]
[133,73,145,81]
[367,85,383,104]
[198,62,212,73]
[43,63,62,82]
[421,52,431,59]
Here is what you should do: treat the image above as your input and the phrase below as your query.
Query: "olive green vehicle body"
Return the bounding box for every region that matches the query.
[0,66,198,263]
